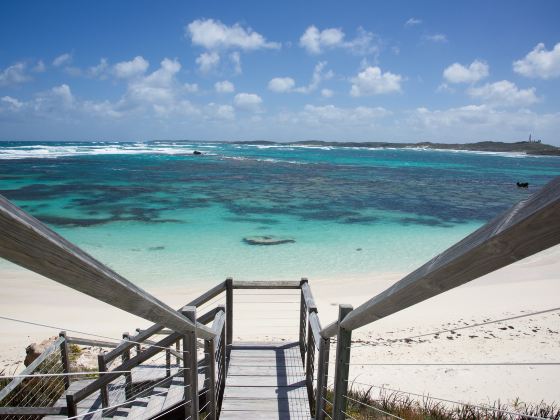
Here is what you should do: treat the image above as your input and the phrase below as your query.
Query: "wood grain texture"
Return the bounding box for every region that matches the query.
[220,342,311,420]
[0,195,214,340]
[331,176,560,334]
[231,280,301,289]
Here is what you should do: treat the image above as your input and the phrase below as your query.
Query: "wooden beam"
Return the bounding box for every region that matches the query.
[337,176,560,333]
[0,195,213,340]
[231,280,301,289]
[332,305,353,420]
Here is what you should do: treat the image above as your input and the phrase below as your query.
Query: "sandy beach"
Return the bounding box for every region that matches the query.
[1,245,559,407]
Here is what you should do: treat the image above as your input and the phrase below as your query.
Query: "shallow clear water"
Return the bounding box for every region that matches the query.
[1,141,559,288]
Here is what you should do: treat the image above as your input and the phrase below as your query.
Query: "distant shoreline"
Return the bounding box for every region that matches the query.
[232,140,560,156]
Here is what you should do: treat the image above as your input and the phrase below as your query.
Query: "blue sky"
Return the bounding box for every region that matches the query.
[1,0,560,144]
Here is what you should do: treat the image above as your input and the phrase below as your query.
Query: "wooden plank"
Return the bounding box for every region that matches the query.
[0,336,64,403]
[0,407,67,415]
[232,280,301,289]
[221,398,311,412]
[300,281,317,312]
[228,366,307,377]
[104,305,220,363]
[226,278,233,348]
[223,386,308,399]
[336,176,560,333]
[332,305,353,420]
[66,336,118,348]
[0,195,213,341]
[226,375,306,387]
[308,311,322,345]
[220,410,309,419]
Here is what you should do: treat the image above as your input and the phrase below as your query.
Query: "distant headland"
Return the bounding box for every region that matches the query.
[233,140,560,156]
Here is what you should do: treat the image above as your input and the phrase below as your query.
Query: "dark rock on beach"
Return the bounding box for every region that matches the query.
[243,235,296,246]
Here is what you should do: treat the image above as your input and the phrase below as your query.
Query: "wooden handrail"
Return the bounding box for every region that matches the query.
[320,176,560,336]
[232,280,301,289]
[301,281,318,313]
[66,337,118,348]
[0,195,214,340]
[104,283,225,363]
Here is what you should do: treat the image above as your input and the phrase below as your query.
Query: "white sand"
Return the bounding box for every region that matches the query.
[1,245,559,406]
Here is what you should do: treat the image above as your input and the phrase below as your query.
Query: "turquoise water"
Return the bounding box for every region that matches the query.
[1,141,559,288]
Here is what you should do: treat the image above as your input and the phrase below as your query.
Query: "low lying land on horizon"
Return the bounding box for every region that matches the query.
[234,140,560,155]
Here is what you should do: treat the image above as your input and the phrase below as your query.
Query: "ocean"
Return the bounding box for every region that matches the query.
[1,141,559,288]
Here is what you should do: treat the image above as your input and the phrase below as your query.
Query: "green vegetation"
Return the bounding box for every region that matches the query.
[322,388,560,419]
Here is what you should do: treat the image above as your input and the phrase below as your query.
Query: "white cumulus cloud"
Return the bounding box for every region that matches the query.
[513,42,560,79]
[215,80,235,93]
[350,66,403,96]
[467,80,539,107]
[52,53,72,67]
[186,19,280,51]
[0,62,30,86]
[196,52,220,73]
[443,59,489,84]
[114,56,149,78]
[268,77,296,93]
[299,26,378,55]
[321,89,334,98]
[233,93,262,112]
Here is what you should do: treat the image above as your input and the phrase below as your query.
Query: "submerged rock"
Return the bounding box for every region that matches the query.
[193,150,202,155]
[243,235,295,246]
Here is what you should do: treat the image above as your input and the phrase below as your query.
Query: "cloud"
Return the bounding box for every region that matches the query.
[196,52,220,73]
[215,80,235,93]
[186,18,280,51]
[443,59,489,84]
[299,26,379,55]
[88,58,109,79]
[269,62,333,94]
[321,89,334,98]
[1,95,24,109]
[206,103,235,120]
[268,77,296,93]
[350,66,403,96]
[33,60,46,73]
[296,104,390,128]
[405,17,422,27]
[408,104,560,141]
[52,53,72,67]
[113,56,149,78]
[513,42,560,79]
[0,62,30,86]
[184,83,199,93]
[229,52,242,74]
[467,80,539,107]
[423,34,448,43]
[233,93,262,111]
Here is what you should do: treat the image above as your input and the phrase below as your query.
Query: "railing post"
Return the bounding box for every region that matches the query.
[305,309,317,412]
[204,337,217,420]
[176,339,181,365]
[332,304,353,420]
[299,277,308,364]
[66,393,77,418]
[122,332,133,399]
[218,305,227,411]
[225,277,233,351]
[315,336,331,420]
[182,306,199,420]
[97,355,110,409]
[58,331,71,389]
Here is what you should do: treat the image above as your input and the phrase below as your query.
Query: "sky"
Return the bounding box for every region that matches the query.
[1,0,560,144]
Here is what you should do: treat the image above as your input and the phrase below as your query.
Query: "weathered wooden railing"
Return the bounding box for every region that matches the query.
[314,176,560,420]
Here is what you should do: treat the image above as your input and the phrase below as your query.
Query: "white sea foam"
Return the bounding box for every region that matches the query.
[0,143,218,159]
